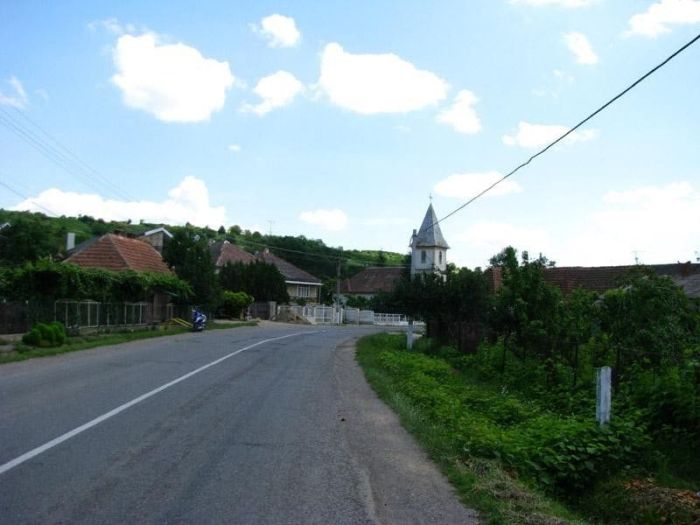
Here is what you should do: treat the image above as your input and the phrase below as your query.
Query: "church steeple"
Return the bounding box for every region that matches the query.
[410,203,449,278]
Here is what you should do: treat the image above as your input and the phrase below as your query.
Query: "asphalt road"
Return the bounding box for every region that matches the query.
[0,323,477,524]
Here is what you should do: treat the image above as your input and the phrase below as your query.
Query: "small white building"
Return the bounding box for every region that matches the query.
[410,203,449,279]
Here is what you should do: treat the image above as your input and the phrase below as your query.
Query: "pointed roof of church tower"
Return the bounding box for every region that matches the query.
[412,204,449,249]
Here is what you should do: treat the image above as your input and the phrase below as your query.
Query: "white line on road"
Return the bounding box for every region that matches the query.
[0,331,316,476]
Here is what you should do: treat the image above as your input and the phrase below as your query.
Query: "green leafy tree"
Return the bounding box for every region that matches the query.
[0,214,58,264]
[163,229,219,308]
[219,260,289,303]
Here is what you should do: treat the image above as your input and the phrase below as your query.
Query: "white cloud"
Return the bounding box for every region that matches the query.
[317,43,448,114]
[227,144,241,152]
[299,208,349,231]
[434,171,523,200]
[510,0,597,7]
[242,70,304,116]
[436,90,482,134]
[562,182,700,265]
[0,76,29,109]
[252,14,301,48]
[457,221,553,259]
[502,121,597,148]
[111,33,235,122]
[626,0,700,37]
[11,176,226,227]
[563,32,598,64]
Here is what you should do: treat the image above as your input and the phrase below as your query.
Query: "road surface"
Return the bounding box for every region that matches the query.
[0,323,478,524]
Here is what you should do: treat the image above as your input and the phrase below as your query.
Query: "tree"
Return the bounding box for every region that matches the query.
[219,260,289,303]
[163,228,219,309]
[0,214,57,264]
[489,247,563,363]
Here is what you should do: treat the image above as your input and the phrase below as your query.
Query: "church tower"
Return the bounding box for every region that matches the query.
[410,203,449,278]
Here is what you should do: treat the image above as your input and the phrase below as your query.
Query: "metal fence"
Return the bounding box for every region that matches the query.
[54,300,153,329]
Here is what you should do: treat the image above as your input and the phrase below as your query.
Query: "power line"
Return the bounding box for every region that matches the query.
[233,236,409,268]
[9,106,136,201]
[0,107,134,201]
[434,31,700,228]
[0,178,59,217]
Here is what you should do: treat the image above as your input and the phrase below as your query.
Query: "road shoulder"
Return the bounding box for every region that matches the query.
[333,336,480,525]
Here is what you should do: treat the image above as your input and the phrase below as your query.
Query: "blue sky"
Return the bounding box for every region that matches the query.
[1,0,699,268]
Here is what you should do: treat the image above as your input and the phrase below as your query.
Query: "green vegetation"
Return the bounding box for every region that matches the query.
[358,333,700,524]
[162,227,218,309]
[0,259,191,302]
[357,334,583,524]
[0,210,406,283]
[220,291,254,318]
[364,246,700,523]
[21,322,66,347]
[219,260,290,303]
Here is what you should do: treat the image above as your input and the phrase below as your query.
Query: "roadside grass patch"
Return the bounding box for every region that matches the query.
[356,333,583,524]
[0,320,258,364]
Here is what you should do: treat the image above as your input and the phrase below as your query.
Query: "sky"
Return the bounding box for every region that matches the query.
[1,0,699,269]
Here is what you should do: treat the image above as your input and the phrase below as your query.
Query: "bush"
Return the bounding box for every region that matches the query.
[22,321,66,348]
[220,291,254,319]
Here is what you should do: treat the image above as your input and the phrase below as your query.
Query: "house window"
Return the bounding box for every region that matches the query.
[439,251,443,264]
[296,285,311,298]
[421,250,426,263]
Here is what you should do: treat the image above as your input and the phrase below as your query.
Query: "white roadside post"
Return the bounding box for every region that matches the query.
[596,366,612,426]
[406,319,414,350]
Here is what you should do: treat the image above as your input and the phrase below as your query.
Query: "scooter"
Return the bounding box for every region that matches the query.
[192,308,207,332]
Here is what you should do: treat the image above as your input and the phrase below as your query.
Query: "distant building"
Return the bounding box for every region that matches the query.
[410,203,449,279]
[139,227,173,255]
[485,262,700,299]
[340,266,404,302]
[258,248,322,303]
[209,240,256,271]
[64,233,173,321]
[65,233,172,274]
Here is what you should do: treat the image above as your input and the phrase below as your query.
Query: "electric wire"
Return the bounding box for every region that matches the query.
[0,107,134,201]
[0,178,59,217]
[8,106,136,201]
[432,31,700,229]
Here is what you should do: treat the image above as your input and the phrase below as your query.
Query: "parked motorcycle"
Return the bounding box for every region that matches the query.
[192,308,207,332]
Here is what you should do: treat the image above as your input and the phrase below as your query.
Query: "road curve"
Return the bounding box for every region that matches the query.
[0,323,477,524]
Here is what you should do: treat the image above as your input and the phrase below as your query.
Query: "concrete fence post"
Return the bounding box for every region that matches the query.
[596,366,612,426]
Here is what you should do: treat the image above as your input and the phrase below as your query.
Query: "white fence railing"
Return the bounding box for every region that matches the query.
[277,305,411,326]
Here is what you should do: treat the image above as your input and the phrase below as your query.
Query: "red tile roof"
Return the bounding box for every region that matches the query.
[209,240,256,267]
[65,234,172,274]
[543,264,700,295]
[258,249,322,284]
[487,263,700,298]
[340,267,404,294]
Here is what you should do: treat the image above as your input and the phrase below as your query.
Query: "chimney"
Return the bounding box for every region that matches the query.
[66,232,76,251]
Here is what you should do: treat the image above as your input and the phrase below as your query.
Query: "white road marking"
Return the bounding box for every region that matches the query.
[0,331,316,476]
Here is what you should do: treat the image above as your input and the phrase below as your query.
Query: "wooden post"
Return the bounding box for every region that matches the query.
[596,366,612,426]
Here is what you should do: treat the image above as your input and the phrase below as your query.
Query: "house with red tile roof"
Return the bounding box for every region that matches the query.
[340,267,404,301]
[485,262,700,298]
[209,240,256,270]
[257,248,322,303]
[65,233,172,274]
[64,234,174,322]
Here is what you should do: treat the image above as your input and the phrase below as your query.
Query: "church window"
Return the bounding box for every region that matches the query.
[421,250,426,263]
[439,251,442,264]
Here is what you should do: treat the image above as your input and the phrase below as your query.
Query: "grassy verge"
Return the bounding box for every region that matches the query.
[356,333,583,525]
[356,333,700,524]
[0,320,258,365]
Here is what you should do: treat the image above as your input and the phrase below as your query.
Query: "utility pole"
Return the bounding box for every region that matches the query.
[336,254,342,325]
